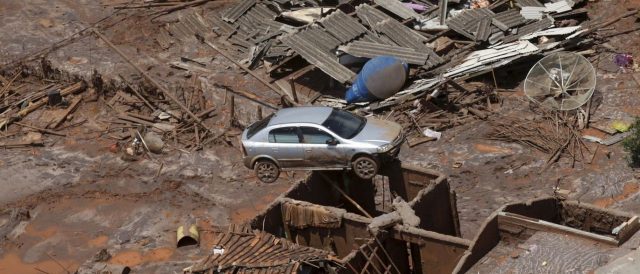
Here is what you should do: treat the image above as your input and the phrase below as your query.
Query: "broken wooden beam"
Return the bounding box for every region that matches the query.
[197,35,288,101]
[0,82,85,129]
[92,28,213,135]
[15,122,66,137]
[49,96,82,129]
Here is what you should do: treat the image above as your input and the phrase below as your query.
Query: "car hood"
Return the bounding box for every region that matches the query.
[349,118,402,145]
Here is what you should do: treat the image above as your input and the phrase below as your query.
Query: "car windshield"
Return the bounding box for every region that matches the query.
[247,114,273,139]
[321,109,366,139]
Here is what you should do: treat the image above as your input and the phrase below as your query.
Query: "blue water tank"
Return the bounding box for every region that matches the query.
[345,56,408,104]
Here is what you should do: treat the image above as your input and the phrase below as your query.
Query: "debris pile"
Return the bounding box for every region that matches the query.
[486,108,591,169]
[184,224,343,274]
[190,0,635,145]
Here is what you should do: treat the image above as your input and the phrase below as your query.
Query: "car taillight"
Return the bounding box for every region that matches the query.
[241,145,247,156]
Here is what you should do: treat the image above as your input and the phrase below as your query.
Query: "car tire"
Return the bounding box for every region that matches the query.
[254,159,280,183]
[352,156,378,180]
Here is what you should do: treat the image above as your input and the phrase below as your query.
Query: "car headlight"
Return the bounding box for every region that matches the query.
[377,144,392,153]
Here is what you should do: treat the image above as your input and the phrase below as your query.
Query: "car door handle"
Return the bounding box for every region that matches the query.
[305,149,312,152]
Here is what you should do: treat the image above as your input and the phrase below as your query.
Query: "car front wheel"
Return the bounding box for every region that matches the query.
[352,156,378,180]
[254,159,280,183]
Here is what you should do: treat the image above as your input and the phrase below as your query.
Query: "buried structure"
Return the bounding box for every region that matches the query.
[185,162,640,273]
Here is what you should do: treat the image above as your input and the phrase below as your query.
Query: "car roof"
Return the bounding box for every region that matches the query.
[268,106,333,126]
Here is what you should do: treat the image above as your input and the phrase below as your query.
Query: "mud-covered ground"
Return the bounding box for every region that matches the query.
[1,0,640,273]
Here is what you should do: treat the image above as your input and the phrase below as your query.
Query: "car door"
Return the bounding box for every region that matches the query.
[268,126,304,168]
[300,126,346,168]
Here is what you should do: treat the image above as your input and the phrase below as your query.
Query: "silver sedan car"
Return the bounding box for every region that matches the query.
[241,106,404,183]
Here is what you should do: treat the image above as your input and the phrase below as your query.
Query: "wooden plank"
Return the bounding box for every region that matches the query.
[48,96,82,129]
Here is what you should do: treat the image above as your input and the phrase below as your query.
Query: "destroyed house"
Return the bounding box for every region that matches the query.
[165,0,597,106]
[187,162,640,273]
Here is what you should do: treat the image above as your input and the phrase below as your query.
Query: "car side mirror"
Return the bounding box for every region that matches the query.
[326,138,338,145]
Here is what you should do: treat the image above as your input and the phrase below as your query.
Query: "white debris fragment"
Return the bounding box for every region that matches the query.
[422,128,442,140]
[520,7,547,20]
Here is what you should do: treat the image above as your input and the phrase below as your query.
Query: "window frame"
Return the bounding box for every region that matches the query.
[267,126,301,144]
[299,126,337,145]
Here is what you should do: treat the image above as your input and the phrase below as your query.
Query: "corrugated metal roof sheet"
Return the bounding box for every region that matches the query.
[360,31,397,45]
[492,9,527,29]
[221,0,256,23]
[282,30,355,84]
[297,26,341,53]
[447,8,495,39]
[338,41,428,65]
[520,7,547,20]
[545,0,573,13]
[519,26,581,40]
[356,4,389,28]
[318,10,368,44]
[503,17,554,42]
[373,0,423,20]
[374,19,430,51]
[210,13,235,35]
[187,225,341,274]
[169,12,212,41]
[475,17,493,41]
[517,0,544,7]
[445,41,540,77]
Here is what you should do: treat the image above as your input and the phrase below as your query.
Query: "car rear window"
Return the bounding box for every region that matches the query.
[246,114,273,139]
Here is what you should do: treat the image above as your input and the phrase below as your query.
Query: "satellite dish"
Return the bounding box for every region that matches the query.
[524,52,596,110]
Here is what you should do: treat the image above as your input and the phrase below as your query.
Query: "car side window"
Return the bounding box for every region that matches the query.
[300,127,334,144]
[268,127,300,143]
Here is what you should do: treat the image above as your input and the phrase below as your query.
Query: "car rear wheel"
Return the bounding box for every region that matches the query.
[254,160,280,183]
[353,156,378,180]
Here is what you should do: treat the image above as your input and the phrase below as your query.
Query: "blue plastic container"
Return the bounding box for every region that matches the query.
[345,56,408,104]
